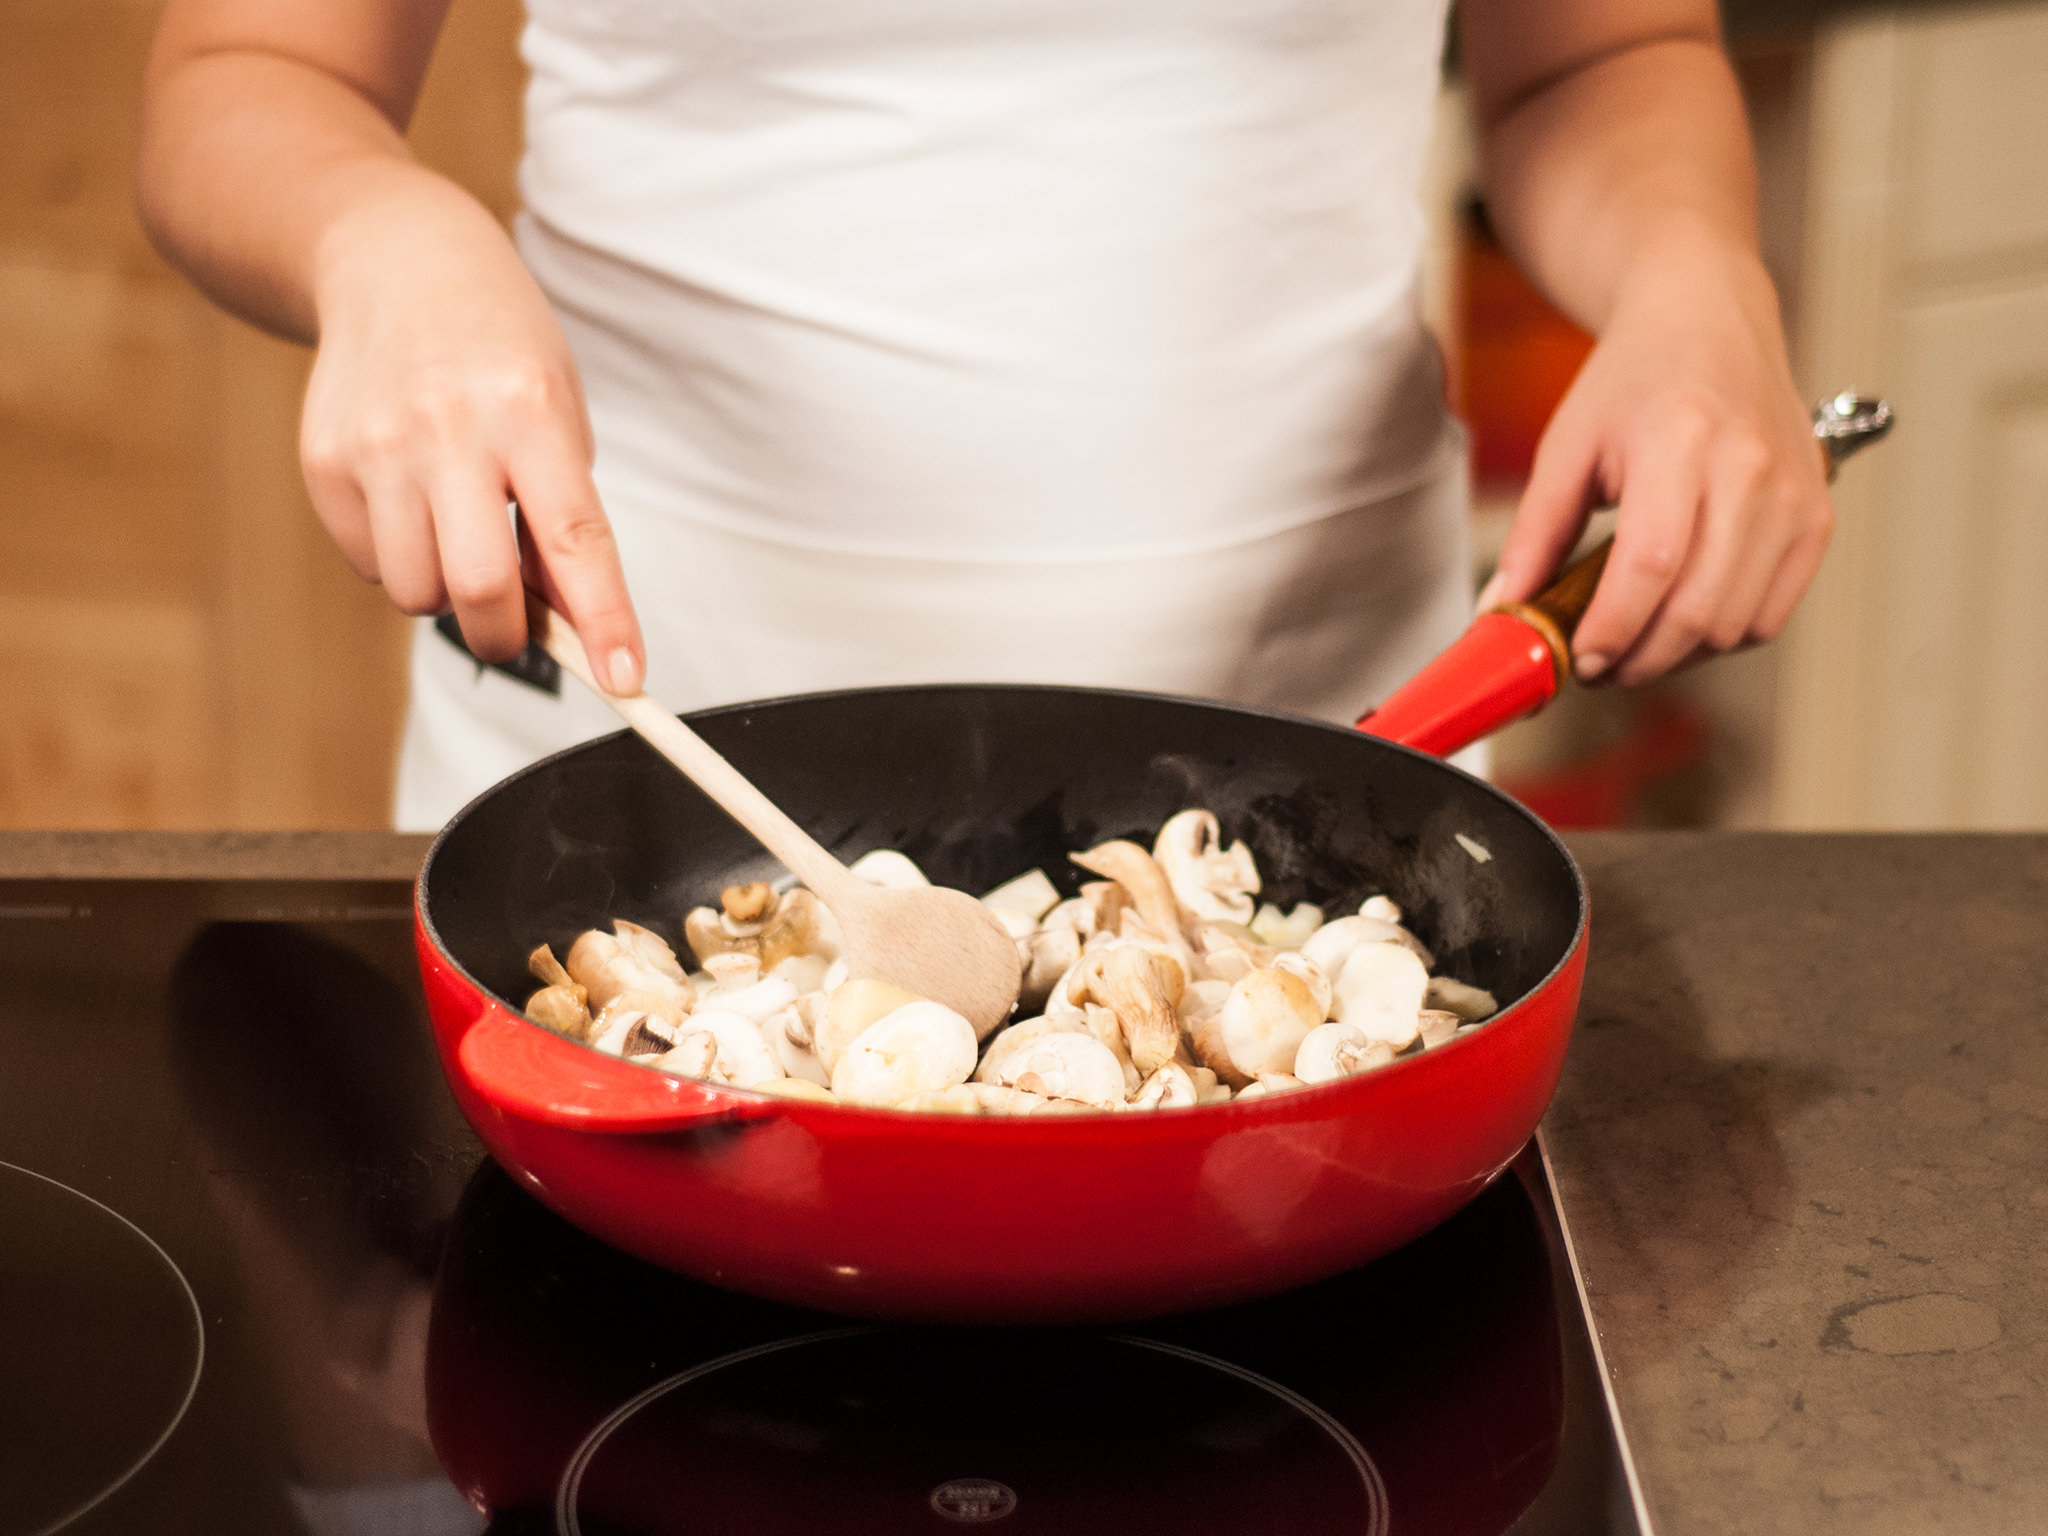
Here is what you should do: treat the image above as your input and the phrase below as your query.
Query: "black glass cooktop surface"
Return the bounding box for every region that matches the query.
[0,880,1645,1535]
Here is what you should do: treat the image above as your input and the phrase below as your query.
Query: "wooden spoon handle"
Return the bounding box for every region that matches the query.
[538,610,859,902]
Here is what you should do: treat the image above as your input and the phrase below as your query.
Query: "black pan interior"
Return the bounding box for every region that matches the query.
[422,686,1583,1018]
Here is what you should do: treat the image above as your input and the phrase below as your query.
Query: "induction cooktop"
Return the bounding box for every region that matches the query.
[0,879,1649,1535]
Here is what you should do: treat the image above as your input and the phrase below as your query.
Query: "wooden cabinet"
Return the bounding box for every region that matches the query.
[1776,3,2048,829]
[0,0,523,829]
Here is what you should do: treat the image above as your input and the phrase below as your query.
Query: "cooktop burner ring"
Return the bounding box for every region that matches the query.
[555,1326,1389,1536]
[0,1160,205,1536]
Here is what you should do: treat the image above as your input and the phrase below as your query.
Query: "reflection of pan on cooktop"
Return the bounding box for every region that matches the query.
[428,1157,1563,1536]
[0,1161,203,1536]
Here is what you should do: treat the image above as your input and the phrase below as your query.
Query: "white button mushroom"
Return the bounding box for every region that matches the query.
[653,1030,718,1080]
[993,1032,1128,1108]
[1207,967,1322,1081]
[1294,1022,1397,1084]
[830,1001,979,1107]
[816,978,925,1071]
[1331,941,1430,1050]
[689,1007,784,1087]
[973,1013,1094,1084]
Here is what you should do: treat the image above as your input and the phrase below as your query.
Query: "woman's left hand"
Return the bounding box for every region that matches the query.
[1476,236,1832,687]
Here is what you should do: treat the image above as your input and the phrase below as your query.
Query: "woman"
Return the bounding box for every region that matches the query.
[137,0,1829,829]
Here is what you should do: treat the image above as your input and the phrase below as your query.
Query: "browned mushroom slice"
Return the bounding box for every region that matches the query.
[526,982,592,1041]
[1069,840,1181,943]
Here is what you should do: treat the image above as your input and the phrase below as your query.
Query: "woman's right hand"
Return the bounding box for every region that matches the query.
[299,183,645,693]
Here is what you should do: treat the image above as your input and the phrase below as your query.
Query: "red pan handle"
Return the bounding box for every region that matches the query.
[1357,394,1892,759]
[457,1006,781,1133]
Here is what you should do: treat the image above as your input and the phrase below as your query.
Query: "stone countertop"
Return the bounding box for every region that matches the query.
[2,829,2042,1532]
[1548,831,2048,1536]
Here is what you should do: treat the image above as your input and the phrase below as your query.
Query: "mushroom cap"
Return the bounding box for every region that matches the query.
[974,1013,1092,1083]
[994,1031,1128,1107]
[1293,1022,1397,1084]
[831,1000,979,1107]
[1217,967,1322,1078]
[818,977,925,1070]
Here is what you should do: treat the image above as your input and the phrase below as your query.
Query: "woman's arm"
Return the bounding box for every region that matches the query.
[137,0,643,686]
[1458,0,1829,686]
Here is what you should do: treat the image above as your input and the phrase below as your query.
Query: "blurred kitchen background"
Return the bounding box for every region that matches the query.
[4,1,2045,832]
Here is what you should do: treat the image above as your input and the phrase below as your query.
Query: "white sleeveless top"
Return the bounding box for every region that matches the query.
[393,0,1470,828]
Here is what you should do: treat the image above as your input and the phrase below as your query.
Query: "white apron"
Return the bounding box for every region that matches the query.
[394,0,1470,830]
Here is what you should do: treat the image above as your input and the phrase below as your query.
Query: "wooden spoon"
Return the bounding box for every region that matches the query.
[539,609,1022,1037]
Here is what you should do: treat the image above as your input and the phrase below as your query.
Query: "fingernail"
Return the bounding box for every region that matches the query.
[1574,651,1610,683]
[606,648,642,695]
[1475,575,1507,612]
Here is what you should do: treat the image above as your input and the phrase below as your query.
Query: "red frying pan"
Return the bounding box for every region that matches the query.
[414,396,1888,1323]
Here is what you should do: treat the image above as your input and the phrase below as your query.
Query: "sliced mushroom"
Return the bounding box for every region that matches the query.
[1178,978,1231,1027]
[757,887,829,969]
[1417,1009,1461,1049]
[974,1013,1093,1083]
[1332,941,1430,1049]
[1040,896,1097,941]
[770,951,832,996]
[700,951,763,992]
[652,1030,718,1080]
[1191,922,1273,985]
[1070,840,1182,944]
[1019,924,1082,1013]
[1254,1071,1308,1094]
[591,1008,677,1059]
[1152,809,1261,925]
[1069,943,1181,1075]
[689,1008,782,1087]
[1300,914,1433,979]
[566,921,692,1012]
[1001,1032,1128,1108]
[1270,952,1332,1019]
[1294,1022,1397,1083]
[1424,976,1499,1022]
[686,886,829,970]
[1128,1062,1199,1110]
[528,943,575,990]
[761,1005,831,1085]
[848,849,930,888]
[818,978,925,1071]
[704,975,800,1026]
[526,983,591,1042]
[1079,1003,1142,1096]
[831,1000,979,1107]
[981,868,1061,924]
[1248,902,1326,950]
